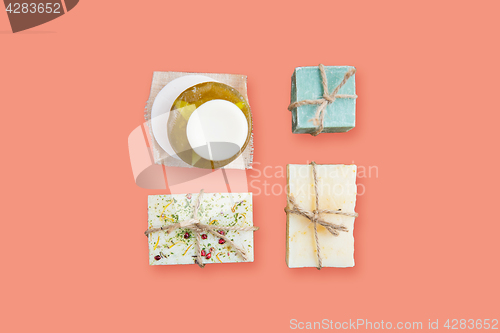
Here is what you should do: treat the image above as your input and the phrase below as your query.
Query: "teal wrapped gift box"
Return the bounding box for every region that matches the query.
[290,65,357,135]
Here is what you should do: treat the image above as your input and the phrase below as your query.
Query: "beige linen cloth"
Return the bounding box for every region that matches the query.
[144,71,254,169]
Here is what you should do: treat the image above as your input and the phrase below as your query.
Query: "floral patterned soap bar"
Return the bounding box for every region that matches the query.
[147,193,253,265]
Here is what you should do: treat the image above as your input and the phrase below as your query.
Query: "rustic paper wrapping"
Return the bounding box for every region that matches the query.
[144,71,254,169]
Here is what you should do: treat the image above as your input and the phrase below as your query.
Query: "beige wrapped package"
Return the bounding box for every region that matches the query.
[286,163,358,268]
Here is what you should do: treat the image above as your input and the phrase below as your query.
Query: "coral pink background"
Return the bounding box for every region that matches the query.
[1,1,499,332]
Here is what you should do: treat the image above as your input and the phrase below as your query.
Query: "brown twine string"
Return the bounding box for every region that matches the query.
[285,162,358,270]
[288,64,357,136]
[145,190,259,268]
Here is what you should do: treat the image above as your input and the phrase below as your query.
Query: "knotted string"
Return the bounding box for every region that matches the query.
[285,162,358,269]
[288,64,357,136]
[145,190,259,268]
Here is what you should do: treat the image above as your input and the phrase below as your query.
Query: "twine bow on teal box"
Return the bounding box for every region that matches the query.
[289,64,357,136]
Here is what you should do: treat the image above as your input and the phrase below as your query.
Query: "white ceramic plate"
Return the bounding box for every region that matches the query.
[150,75,218,158]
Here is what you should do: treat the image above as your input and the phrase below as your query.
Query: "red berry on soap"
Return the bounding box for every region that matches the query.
[201,249,206,256]
[218,230,225,236]
[201,234,207,240]
[154,255,161,261]
[184,232,190,239]
[205,253,212,259]
[219,238,226,244]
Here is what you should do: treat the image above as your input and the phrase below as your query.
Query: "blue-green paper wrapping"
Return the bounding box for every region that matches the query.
[291,66,356,134]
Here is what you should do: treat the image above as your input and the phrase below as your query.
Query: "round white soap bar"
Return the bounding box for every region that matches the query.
[186,99,248,162]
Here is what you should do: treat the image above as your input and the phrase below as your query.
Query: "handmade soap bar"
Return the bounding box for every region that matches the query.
[168,81,252,168]
[286,164,357,268]
[147,193,254,265]
[290,66,356,134]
